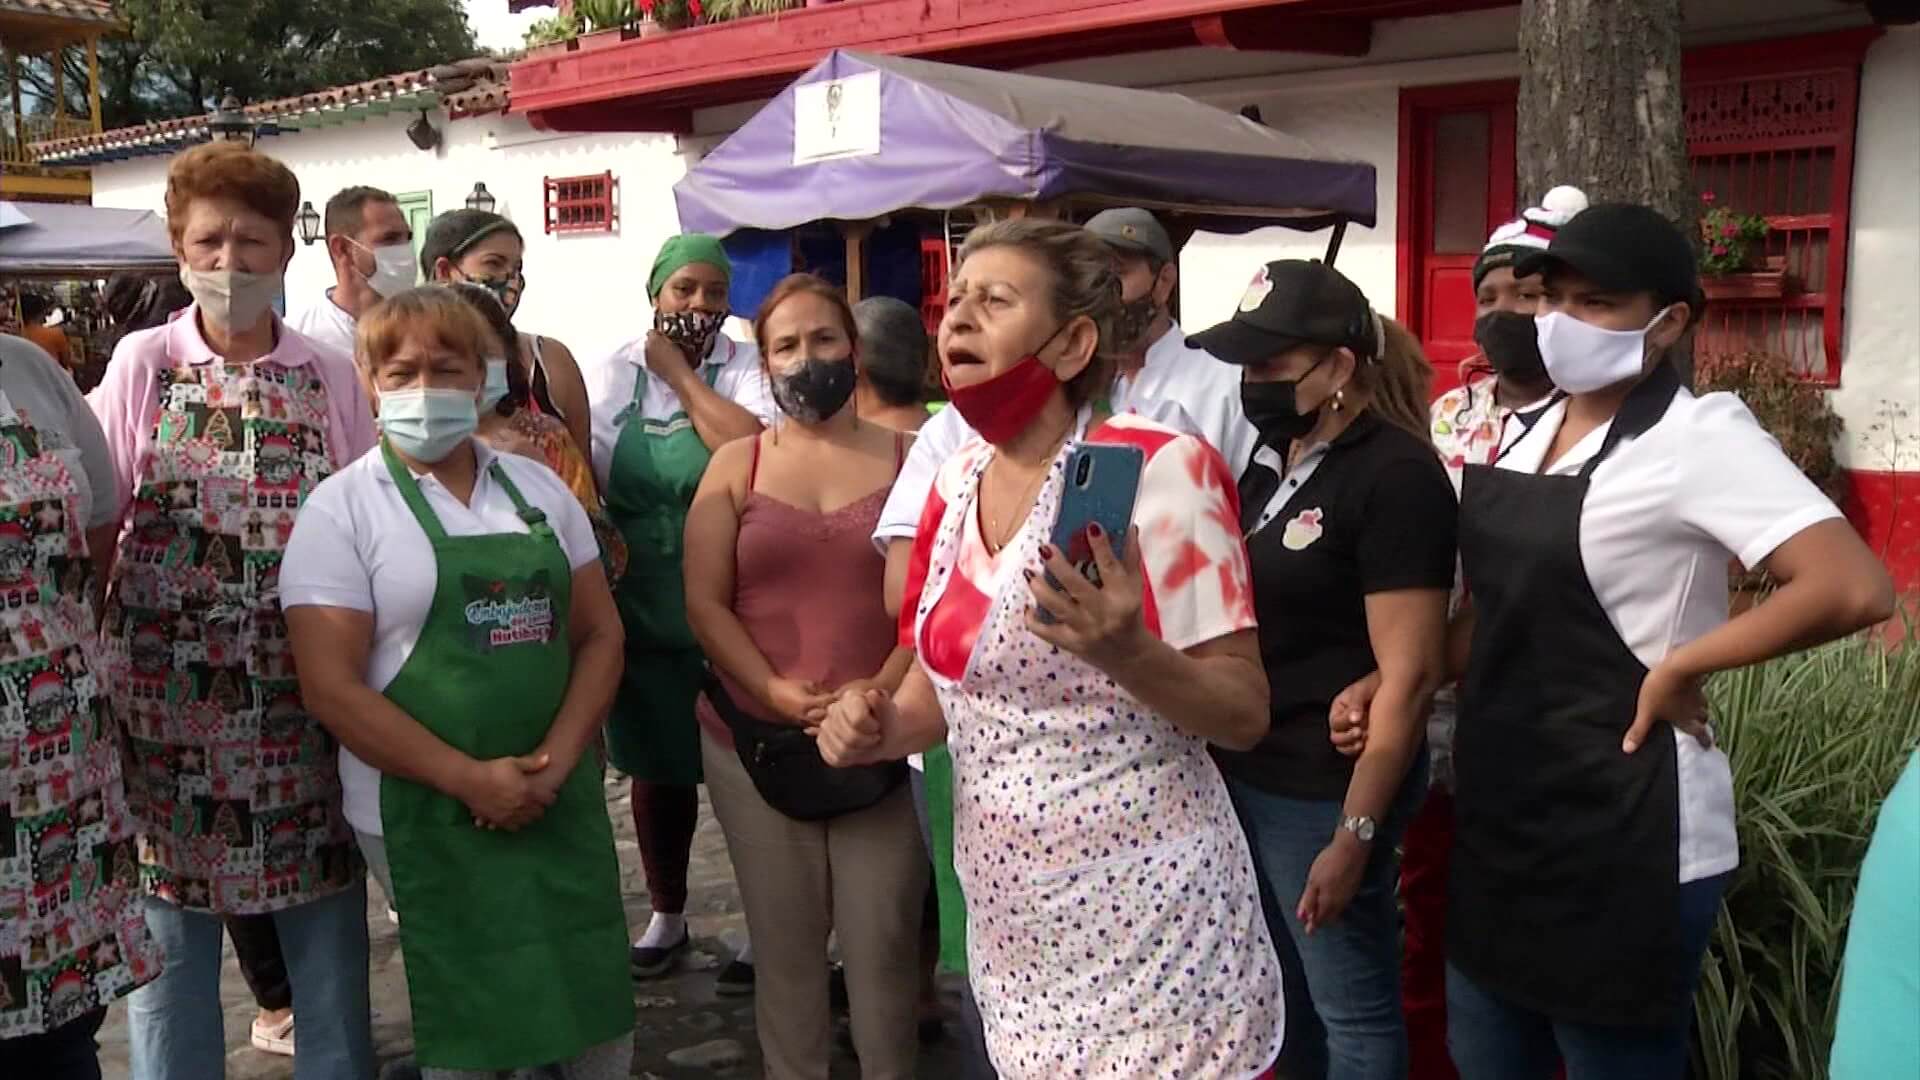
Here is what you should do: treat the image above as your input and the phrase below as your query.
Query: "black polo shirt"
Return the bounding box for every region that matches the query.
[1213,411,1458,801]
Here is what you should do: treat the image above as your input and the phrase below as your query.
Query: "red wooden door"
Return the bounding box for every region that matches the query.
[1396,82,1518,398]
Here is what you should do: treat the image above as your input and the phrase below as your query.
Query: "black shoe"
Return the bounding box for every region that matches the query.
[629,930,690,980]
[829,963,849,1013]
[715,958,755,996]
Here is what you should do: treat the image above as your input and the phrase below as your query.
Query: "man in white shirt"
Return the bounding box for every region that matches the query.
[287,187,416,362]
[874,208,1255,573]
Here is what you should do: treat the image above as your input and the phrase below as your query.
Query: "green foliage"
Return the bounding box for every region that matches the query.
[523,9,582,47]
[1695,350,1847,506]
[16,0,480,129]
[572,0,634,32]
[1699,194,1772,275]
[1692,634,1920,1080]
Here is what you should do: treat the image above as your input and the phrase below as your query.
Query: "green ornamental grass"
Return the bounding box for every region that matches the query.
[1692,629,1920,1080]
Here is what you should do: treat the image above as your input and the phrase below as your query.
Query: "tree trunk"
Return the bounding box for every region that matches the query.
[1518,0,1696,377]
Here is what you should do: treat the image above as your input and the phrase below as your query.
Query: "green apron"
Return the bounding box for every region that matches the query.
[924,744,969,974]
[603,364,722,783]
[376,441,633,1071]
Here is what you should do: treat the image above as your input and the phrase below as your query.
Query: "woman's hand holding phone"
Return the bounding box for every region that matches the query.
[1026,523,1152,672]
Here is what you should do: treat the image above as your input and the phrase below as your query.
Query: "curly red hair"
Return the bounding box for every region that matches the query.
[164,141,301,245]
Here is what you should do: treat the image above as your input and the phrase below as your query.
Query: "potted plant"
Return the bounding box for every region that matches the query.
[570,0,638,44]
[1693,349,1847,606]
[1698,194,1790,301]
[522,8,582,55]
[638,0,701,30]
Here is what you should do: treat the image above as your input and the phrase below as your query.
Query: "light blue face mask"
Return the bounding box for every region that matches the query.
[478,357,510,412]
[379,387,478,462]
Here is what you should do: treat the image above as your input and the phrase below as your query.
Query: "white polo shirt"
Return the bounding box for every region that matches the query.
[280,439,601,837]
[587,333,777,489]
[873,321,1251,547]
[1113,321,1257,479]
[1494,386,1842,883]
[286,290,358,365]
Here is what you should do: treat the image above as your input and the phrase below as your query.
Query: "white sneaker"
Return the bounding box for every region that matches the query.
[251,1013,295,1056]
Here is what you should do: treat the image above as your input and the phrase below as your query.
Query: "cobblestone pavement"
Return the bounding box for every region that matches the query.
[96,776,972,1078]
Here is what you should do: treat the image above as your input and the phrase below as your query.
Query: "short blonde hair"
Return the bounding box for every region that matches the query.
[355,286,493,374]
[164,142,301,245]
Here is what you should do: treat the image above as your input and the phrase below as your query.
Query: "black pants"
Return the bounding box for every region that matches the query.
[224,912,293,1012]
[0,1008,106,1080]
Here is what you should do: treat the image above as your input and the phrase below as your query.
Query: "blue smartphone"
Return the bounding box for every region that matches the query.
[1037,443,1145,623]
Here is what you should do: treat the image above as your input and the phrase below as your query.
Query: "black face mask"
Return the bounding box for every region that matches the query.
[1113,295,1158,352]
[656,309,727,362]
[770,357,857,424]
[1473,310,1549,383]
[1240,355,1328,446]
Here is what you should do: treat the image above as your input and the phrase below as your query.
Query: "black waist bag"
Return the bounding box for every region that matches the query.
[704,677,904,822]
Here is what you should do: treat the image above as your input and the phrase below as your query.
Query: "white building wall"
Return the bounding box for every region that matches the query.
[83,3,1911,464]
[1830,27,1920,472]
[87,112,694,371]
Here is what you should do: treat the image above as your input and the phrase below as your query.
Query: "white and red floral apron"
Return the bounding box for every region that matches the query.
[909,424,1283,1079]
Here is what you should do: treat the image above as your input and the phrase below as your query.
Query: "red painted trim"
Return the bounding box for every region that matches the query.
[1393,88,1418,352]
[1192,12,1372,55]
[1846,469,1920,593]
[1683,26,1883,80]
[1822,59,1865,384]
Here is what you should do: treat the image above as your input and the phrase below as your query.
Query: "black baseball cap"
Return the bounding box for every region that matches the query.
[1187,259,1379,365]
[1512,202,1699,303]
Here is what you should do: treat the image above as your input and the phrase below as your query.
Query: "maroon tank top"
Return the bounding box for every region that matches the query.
[701,433,906,742]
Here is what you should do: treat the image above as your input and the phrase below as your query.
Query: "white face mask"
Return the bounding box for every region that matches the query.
[1533,306,1673,395]
[353,240,418,299]
[180,266,283,332]
[479,357,510,412]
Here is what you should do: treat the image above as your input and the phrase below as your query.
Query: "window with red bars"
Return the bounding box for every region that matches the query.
[1683,30,1876,386]
[544,172,618,235]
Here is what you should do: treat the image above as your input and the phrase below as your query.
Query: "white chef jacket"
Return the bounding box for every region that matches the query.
[1493,386,1842,883]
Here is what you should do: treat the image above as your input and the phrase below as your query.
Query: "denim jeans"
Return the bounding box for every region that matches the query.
[1445,871,1731,1080]
[1227,758,1427,1080]
[0,1007,106,1080]
[128,883,373,1080]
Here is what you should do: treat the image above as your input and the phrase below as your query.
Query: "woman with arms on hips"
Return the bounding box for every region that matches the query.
[280,287,632,1079]
[592,234,772,988]
[816,219,1283,1079]
[684,274,925,1079]
[89,141,377,1080]
[1437,203,1893,1079]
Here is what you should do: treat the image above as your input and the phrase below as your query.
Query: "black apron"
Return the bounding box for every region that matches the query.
[1449,362,1689,1029]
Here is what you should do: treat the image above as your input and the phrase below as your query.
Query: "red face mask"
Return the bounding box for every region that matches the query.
[942,326,1068,444]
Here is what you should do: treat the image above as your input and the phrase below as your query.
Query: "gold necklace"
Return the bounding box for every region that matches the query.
[983,427,1070,554]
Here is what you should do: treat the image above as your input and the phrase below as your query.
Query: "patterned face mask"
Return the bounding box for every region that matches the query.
[459,270,525,315]
[654,309,728,362]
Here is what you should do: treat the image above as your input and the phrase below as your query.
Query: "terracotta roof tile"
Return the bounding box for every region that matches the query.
[32,57,512,162]
[0,0,118,24]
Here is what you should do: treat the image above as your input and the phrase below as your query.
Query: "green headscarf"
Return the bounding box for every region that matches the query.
[647,234,731,299]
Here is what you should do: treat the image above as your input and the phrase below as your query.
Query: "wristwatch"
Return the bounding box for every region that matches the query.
[1340,815,1377,844]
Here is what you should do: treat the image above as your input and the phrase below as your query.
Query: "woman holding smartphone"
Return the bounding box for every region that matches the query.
[815,219,1282,1078]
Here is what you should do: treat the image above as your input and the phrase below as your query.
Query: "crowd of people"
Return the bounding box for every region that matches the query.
[0,132,1911,1080]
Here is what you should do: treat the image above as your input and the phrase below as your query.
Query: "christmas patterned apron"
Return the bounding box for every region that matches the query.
[908,423,1283,1078]
[0,385,159,1038]
[107,358,356,915]
[1450,363,1688,1028]
[375,441,631,1071]
[603,364,720,784]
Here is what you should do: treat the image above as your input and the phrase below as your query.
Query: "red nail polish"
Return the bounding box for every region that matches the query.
[1088,522,1104,537]
[1038,544,1054,559]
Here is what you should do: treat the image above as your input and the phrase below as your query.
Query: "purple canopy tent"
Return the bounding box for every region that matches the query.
[672,50,1377,251]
